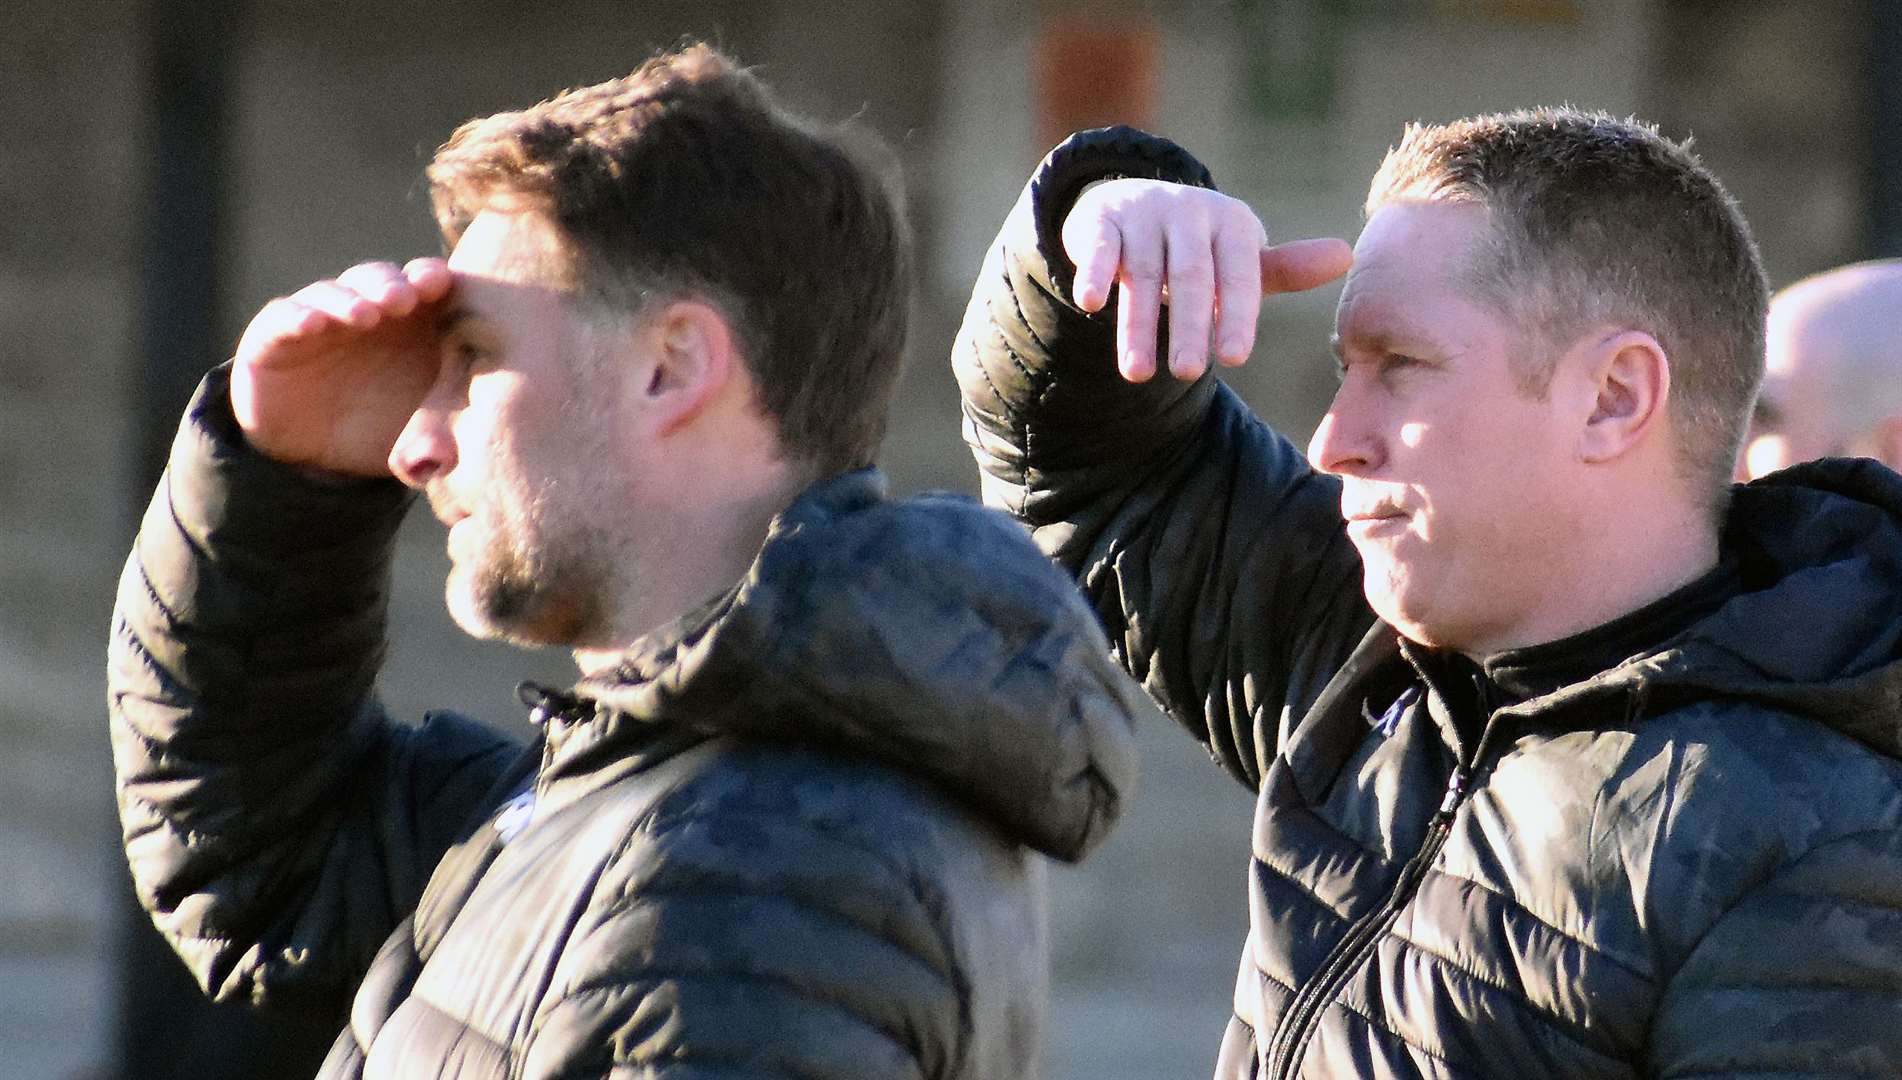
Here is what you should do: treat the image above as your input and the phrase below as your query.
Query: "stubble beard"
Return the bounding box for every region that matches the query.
[444,504,623,649]
[436,334,641,652]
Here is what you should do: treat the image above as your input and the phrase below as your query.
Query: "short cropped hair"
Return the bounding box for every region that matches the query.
[1366,108,1768,508]
[427,44,912,475]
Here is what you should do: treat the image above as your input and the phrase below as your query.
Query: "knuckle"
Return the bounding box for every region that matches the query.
[1169,263,1215,288]
[1122,254,1164,282]
[295,280,344,304]
[1119,294,1157,326]
[1167,278,1213,304]
[1219,204,1265,240]
[1216,266,1260,290]
[261,297,309,325]
[1118,258,1164,281]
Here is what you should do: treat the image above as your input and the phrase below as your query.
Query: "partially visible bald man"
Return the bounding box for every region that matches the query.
[1741,258,1902,479]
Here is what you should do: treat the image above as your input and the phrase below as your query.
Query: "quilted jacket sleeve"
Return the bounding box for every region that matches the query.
[522,756,987,1080]
[952,126,1373,790]
[1648,826,1902,1077]
[107,366,527,1018]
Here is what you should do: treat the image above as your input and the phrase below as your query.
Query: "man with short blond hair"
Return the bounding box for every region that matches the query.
[110,44,1150,1079]
[958,110,1902,1078]
[1741,258,1902,478]
[1368,112,1768,507]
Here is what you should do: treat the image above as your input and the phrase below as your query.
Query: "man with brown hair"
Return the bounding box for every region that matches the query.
[109,45,1151,1078]
[1741,259,1902,478]
[958,112,1902,1077]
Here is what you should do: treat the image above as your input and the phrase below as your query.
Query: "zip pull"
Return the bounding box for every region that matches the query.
[517,681,586,726]
[1436,766,1469,818]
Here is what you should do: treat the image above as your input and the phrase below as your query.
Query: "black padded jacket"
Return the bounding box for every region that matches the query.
[954,126,1902,1079]
[108,368,1154,1079]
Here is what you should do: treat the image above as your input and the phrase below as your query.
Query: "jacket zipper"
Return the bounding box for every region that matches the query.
[1262,762,1471,1079]
[518,681,588,806]
[1263,662,1511,1078]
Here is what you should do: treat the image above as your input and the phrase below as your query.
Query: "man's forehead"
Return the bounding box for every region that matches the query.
[1356,198,1491,256]
[448,208,573,285]
[1343,204,1487,298]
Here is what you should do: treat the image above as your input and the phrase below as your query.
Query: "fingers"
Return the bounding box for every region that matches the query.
[1061,182,1349,382]
[1261,238,1353,295]
[234,296,330,363]
[403,257,454,303]
[1163,214,1216,380]
[331,258,455,320]
[1064,181,1280,382]
[1063,206,1122,314]
[1141,232,1352,379]
[1065,181,1164,379]
[336,261,419,316]
[1113,217,1165,383]
[236,259,454,365]
[291,279,383,328]
[1211,210,1265,368]
[1134,194,1268,381]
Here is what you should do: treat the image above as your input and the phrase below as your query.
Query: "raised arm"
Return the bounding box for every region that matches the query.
[107,261,527,1016]
[953,127,1373,790]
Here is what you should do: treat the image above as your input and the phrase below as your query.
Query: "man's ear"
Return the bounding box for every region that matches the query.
[640,300,738,436]
[1578,330,1670,464]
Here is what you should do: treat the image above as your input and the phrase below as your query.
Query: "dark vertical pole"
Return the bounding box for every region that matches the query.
[120,0,335,1075]
[135,0,235,485]
[1868,0,1902,256]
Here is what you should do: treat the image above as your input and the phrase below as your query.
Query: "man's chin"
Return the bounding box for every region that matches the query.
[445,572,595,649]
[445,579,510,642]
[1362,574,1433,646]
[1366,585,1483,653]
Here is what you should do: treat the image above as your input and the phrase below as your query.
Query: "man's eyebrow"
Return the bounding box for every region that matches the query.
[436,303,477,335]
[1331,328,1409,359]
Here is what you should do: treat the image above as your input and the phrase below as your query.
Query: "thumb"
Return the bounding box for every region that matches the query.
[1260,238,1353,295]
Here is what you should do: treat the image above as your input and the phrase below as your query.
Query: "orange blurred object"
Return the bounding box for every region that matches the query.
[1035,17,1160,153]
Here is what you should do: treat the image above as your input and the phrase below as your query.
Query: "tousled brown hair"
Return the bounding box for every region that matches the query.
[427,43,912,475]
[1367,108,1768,510]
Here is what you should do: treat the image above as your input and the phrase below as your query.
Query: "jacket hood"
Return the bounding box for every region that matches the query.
[1519,458,1902,760]
[549,468,1150,862]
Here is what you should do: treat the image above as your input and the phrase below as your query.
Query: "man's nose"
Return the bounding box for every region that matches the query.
[1308,386,1382,476]
[388,405,456,490]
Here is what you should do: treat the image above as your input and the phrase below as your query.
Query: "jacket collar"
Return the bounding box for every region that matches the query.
[524,467,1151,860]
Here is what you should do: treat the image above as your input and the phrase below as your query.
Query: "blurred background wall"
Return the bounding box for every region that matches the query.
[2,1,1893,1077]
